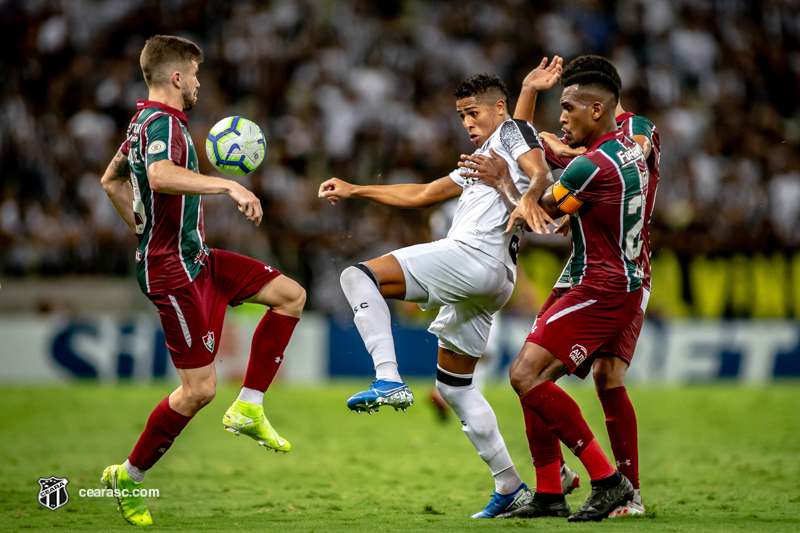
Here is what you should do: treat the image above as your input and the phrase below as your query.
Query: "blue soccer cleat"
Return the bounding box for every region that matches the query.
[472,483,531,519]
[346,379,414,414]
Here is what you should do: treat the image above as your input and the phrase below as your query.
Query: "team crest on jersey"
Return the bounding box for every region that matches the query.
[38,476,69,510]
[147,140,167,154]
[569,344,588,365]
[202,331,215,352]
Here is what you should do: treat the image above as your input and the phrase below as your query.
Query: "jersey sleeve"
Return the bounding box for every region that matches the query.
[627,115,655,141]
[553,156,601,214]
[119,139,130,156]
[448,167,467,187]
[499,119,543,161]
[143,115,187,166]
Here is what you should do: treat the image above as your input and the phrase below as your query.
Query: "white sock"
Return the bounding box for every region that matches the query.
[376,362,402,382]
[340,266,399,372]
[237,387,263,405]
[124,459,145,483]
[436,370,523,494]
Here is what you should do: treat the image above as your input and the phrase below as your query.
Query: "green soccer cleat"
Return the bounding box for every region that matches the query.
[222,399,291,452]
[101,464,153,526]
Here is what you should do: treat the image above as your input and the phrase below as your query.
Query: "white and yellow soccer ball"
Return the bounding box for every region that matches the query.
[205,116,266,176]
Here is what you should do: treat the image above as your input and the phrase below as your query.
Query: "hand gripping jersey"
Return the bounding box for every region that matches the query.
[120,100,208,294]
[551,129,649,293]
[447,118,543,274]
[546,113,660,291]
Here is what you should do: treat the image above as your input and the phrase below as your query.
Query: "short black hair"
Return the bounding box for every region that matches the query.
[562,55,622,92]
[562,70,620,104]
[454,73,508,105]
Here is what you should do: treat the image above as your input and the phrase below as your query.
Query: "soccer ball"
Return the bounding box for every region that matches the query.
[205,116,266,177]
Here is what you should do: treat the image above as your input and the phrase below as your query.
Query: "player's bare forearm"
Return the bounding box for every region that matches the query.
[538,187,563,219]
[101,150,137,234]
[514,86,537,123]
[104,179,137,235]
[148,160,234,196]
[319,176,461,208]
[513,57,563,124]
[540,131,586,160]
[148,160,262,225]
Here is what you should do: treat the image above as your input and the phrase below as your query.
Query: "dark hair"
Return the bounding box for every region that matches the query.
[454,73,509,105]
[562,70,620,104]
[140,35,203,87]
[562,55,622,92]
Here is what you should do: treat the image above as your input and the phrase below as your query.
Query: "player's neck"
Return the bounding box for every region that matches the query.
[147,87,185,112]
[586,120,618,148]
[615,103,626,117]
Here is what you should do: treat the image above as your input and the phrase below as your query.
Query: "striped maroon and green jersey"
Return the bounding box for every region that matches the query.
[120,100,208,294]
[548,113,660,292]
[556,129,649,293]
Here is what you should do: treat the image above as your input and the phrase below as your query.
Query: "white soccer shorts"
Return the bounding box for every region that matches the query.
[390,238,515,358]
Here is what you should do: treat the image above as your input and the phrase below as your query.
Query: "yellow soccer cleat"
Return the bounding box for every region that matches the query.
[222,400,291,452]
[101,464,153,526]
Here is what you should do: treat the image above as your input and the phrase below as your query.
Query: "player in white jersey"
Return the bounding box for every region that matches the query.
[318,66,561,518]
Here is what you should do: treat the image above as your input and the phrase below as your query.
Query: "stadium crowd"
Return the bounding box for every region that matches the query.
[1,0,798,312]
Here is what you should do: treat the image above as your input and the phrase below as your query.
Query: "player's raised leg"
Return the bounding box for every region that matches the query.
[510,343,633,522]
[223,274,305,452]
[104,363,215,526]
[341,255,414,413]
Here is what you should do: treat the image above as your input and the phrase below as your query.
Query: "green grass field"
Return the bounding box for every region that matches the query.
[1,382,799,532]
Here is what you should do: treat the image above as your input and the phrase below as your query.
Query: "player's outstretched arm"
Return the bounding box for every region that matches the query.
[539,131,586,159]
[513,56,563,124]
[318,176,461,208]
[101,149,137,235]
[148,160,262,226]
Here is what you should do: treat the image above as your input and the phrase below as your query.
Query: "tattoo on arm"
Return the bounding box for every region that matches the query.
[108,151,130,180]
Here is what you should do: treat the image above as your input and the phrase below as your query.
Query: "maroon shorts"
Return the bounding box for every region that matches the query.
[526,285,644,379]
[148,249,281,369]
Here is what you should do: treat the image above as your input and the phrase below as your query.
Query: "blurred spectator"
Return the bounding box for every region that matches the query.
[0,0,798,312]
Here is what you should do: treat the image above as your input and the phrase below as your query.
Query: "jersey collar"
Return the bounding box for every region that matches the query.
[616,111,636,125]
[136,100,188,125]
[587,128,624,152]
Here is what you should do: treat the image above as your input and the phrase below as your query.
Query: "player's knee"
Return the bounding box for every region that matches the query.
[592,356,626,393]
[508,361,528,395]
[189,382,216,408]
[285,282,306,315]
[340,264,379,291]
[272,279,306,317]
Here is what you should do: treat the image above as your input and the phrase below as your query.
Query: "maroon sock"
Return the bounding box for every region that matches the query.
[128,396,192,471]
[522,401,562,494]
[521,381,614,481]
[242,310,299,392]
[599,386,639,489]
[577,438,616,481]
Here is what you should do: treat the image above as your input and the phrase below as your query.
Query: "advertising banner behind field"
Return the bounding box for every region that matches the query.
[0,313,798,384]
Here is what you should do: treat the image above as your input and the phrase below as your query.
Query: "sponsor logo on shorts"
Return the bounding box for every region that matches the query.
[569,344,588,365]
[147,140,167,154]
[202,331,215,352]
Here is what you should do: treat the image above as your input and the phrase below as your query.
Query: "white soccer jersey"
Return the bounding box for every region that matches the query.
[447,118,543,272]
